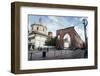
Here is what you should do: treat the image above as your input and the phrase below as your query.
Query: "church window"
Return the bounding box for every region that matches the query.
[37,27,39,30]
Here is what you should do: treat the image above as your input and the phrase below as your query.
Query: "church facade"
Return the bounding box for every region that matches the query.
[28,23,48,50]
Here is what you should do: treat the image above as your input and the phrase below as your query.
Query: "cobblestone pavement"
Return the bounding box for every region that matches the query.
[28,49,87,60]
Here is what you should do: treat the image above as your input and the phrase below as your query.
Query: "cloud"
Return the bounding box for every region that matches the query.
[28,22,32,32]
[47,16,66,29]
[70,24,75,27]
[48,16,58,22]
[46,22,61,36]
[75,26,85,42]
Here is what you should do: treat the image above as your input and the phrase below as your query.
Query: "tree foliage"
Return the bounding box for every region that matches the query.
[45,37,56,46]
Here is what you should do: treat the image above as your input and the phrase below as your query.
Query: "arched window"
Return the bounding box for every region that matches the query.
[37,27,39,30]
[43,28,44,31]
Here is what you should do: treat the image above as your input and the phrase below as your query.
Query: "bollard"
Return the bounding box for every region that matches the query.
[84,49,88,58]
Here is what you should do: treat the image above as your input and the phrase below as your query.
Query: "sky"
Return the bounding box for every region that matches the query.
[28,15,88,42]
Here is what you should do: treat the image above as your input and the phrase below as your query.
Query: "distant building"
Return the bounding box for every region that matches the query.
[48,32,53,38]
[28,23,48,50]
[56,26,85,50]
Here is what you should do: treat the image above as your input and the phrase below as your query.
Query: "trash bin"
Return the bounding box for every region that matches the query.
[42,51,46,58]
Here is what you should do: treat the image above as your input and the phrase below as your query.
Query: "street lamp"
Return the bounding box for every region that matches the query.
[82,18,88,48]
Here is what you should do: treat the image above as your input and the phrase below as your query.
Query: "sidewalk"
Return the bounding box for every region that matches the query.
[28,49,86,60]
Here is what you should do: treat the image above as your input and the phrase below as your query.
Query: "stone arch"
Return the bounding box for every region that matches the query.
[63,33,71,49]
[57,35,60,39]
[56,27,84,50]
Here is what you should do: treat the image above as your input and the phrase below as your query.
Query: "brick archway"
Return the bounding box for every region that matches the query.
[56,27,84,50]
[63,33,71,49]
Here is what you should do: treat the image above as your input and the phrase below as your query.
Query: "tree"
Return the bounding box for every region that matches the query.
[45,37,56,46]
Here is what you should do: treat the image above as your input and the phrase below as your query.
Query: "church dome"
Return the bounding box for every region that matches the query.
[31,23,47,35]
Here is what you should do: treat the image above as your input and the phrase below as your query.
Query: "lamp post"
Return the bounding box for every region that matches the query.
[82,18,88,48]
